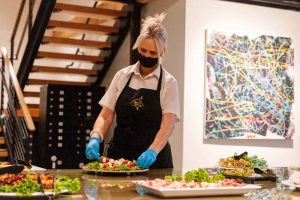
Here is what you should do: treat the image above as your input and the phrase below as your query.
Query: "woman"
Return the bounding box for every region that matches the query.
[85,13,180,169]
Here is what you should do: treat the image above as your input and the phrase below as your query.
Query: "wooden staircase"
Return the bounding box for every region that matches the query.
[23,0,130,111]
[2,0,149,161]
[0,118,7,160]
[0,135,8,160]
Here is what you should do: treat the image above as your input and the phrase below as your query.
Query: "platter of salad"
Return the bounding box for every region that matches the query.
[0,173,80,197]
[218,152,276,182]
[218,152,268,170]
[134,168,261,197]
[83,156,149,174]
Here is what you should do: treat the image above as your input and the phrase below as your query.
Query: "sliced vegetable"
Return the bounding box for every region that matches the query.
[0,178,41,196]
[56,176,80,194]
[165,169,224,183]
[86,156,142,171]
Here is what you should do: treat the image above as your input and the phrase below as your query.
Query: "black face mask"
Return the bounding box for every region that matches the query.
[136,51,159,68]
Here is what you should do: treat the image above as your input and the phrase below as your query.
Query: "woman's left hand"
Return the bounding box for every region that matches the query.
[136,149,157,168]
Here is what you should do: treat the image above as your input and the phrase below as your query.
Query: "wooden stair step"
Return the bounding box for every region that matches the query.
[17,108,39,120]
[54,3,127,18]
[0,137,5,145]
[48,20,119,34]
[27,79,93,86]
[37,51,104,63]
[0,149,8,157]
[32,66,98,75]
[26,104,40,109]
[24,91,40,97]
[137,0,153,3]
[42,36,111,49]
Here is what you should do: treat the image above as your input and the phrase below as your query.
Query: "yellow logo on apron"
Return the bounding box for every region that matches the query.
[130,96,144,110]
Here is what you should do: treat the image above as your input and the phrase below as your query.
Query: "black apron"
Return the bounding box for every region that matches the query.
[107,66,173,168]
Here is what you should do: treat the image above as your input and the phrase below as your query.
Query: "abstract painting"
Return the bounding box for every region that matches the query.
[205,30,294,139]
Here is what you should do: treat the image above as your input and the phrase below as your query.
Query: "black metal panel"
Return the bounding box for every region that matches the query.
[33,85,105,169]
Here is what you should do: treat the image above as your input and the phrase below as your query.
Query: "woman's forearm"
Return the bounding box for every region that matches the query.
[92,116,110,136]
[91,107,114,139]
[149,113,175,153]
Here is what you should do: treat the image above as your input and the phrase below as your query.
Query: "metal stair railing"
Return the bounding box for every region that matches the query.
[0,47,35,162]
[16,0,56,89]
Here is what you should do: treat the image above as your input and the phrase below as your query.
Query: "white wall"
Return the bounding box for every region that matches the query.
[101,33,130,86]
[1,0,42,73]
[0,0,18,109]
[0,0,21,54]
[183,0,300,170]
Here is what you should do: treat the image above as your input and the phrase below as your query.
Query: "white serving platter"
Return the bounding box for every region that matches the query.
[282,171,300,189]
[0,192,45,197]
[282,180,300,189]
[0,190,69,197]
[134,181,261,197]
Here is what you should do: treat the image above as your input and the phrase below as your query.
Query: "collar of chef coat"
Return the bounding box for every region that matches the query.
[127,62,161,80]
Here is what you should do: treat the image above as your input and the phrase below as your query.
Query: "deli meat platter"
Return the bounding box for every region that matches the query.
[133,179,261,197]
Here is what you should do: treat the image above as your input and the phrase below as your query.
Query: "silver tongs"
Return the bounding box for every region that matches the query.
[38,174,46,195]
[233,151,248,160]
[14,159,32,169]
[253,168,277,182]
[0,159,32,175]
[53,175,57,198]
[0,165,24,175]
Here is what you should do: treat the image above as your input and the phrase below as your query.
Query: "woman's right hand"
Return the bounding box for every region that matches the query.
[85,137,101,160]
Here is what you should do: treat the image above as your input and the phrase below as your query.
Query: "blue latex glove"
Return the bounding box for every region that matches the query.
[85,137,101,160]
[136,149,157,169]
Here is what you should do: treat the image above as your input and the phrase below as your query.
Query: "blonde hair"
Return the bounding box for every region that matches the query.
[133,13,167,59]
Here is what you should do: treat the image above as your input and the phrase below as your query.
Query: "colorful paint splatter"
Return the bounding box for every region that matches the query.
[205,31,294,139]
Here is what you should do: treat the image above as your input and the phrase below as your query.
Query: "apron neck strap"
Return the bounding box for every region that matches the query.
[125,72,134,87]
[157,66,163,91]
